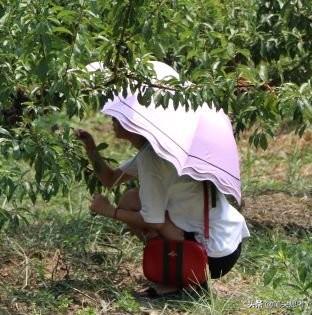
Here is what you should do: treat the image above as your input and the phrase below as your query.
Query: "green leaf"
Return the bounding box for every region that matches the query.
[137,91,144,105]
[103,157,118,164]
[6,178,16,201]
[259,63,268,81]
[96,142,109,152]
[259,133,268,150]
[122,85,128,99]
[303,282,312,292]
[142,21,152,40]
[272,276,284,289]
[173,93,180,110]
[35,155,44,184]
[163,92,170,109]
[0,12,9,27]
[0,127,11,138]
[57,10,77,22]
[35,60,49,80]
[52,26,73,36]
[141,87,153,106]
[299,266,308,283]
[154,92,163,108]
[263,267,277,285]
[28,184,37,204]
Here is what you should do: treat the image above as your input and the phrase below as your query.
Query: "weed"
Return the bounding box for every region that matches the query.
[116,290,141,313]
[180,281,239,315]
[77,307,97,315]
[0,116,311,314]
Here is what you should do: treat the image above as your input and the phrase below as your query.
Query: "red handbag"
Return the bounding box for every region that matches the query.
[143,181,212,287]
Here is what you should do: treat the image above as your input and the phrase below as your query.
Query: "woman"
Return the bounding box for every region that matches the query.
[76,116,250,297]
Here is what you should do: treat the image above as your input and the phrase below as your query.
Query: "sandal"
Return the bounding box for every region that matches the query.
[134,287,181,299]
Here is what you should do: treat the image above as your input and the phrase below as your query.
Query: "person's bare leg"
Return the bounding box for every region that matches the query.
[117,188,158,241]
[117,188,184,241]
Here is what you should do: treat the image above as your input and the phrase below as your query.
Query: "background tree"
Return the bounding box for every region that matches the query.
[0,0,311,211]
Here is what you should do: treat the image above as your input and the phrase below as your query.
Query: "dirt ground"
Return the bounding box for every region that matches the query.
[242,192,312,232]
[239,129,312,232]
[1,123,311,314]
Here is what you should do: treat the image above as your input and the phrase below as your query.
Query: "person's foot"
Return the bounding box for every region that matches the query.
[135,284,181,299]
[153,284,179,295]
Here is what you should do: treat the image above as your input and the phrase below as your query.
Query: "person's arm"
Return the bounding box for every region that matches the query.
[90,194,183,240]
[75,129,133,188]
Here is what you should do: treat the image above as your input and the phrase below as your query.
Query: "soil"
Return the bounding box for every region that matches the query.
[238,129,312,232]
[242,192,312,232]
[1,123,311,314]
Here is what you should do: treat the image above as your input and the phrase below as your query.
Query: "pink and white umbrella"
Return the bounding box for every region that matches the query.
[100,61,241,204]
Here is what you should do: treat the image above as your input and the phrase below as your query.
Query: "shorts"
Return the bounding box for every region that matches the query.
[184,231,242,279]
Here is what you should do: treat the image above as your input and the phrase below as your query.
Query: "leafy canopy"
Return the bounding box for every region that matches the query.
[0,0,311,208]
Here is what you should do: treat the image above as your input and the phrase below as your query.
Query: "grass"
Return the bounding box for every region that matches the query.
[240,133,312,196]
[1,216,311,314]
[0,114,311,314]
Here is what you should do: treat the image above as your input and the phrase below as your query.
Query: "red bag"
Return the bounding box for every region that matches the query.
[143,182,212,288]
[143,238,208,287]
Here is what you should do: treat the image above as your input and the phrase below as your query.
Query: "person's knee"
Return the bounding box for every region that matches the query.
[117,188,141,211]
[153,218,184,241]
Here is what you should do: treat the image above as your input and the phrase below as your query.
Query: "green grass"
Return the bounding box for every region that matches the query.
[0,115,311,314]
[241,141,312,196]
[1,208,311,314]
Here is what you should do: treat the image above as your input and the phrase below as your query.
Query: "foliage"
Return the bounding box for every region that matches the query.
[1,199,311,313]
[263,236,312,299]
[0,0,311,209]
[239,229,312,314]
[116,290,141,313]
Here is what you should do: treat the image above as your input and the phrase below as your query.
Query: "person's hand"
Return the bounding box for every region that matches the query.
[90,193,115,217]
[75,129,96,152]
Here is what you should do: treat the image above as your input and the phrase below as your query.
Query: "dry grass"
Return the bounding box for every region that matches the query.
[0,116,311,314]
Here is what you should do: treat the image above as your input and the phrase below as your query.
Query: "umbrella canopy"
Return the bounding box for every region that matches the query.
[100,61,241,204]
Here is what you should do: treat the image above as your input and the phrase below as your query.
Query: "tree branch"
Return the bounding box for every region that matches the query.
[113,0,134,74]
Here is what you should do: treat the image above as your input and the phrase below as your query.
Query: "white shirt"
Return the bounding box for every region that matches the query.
[119,144,250,258]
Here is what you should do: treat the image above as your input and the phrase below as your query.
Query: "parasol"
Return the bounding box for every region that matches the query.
[99,61,241,204]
